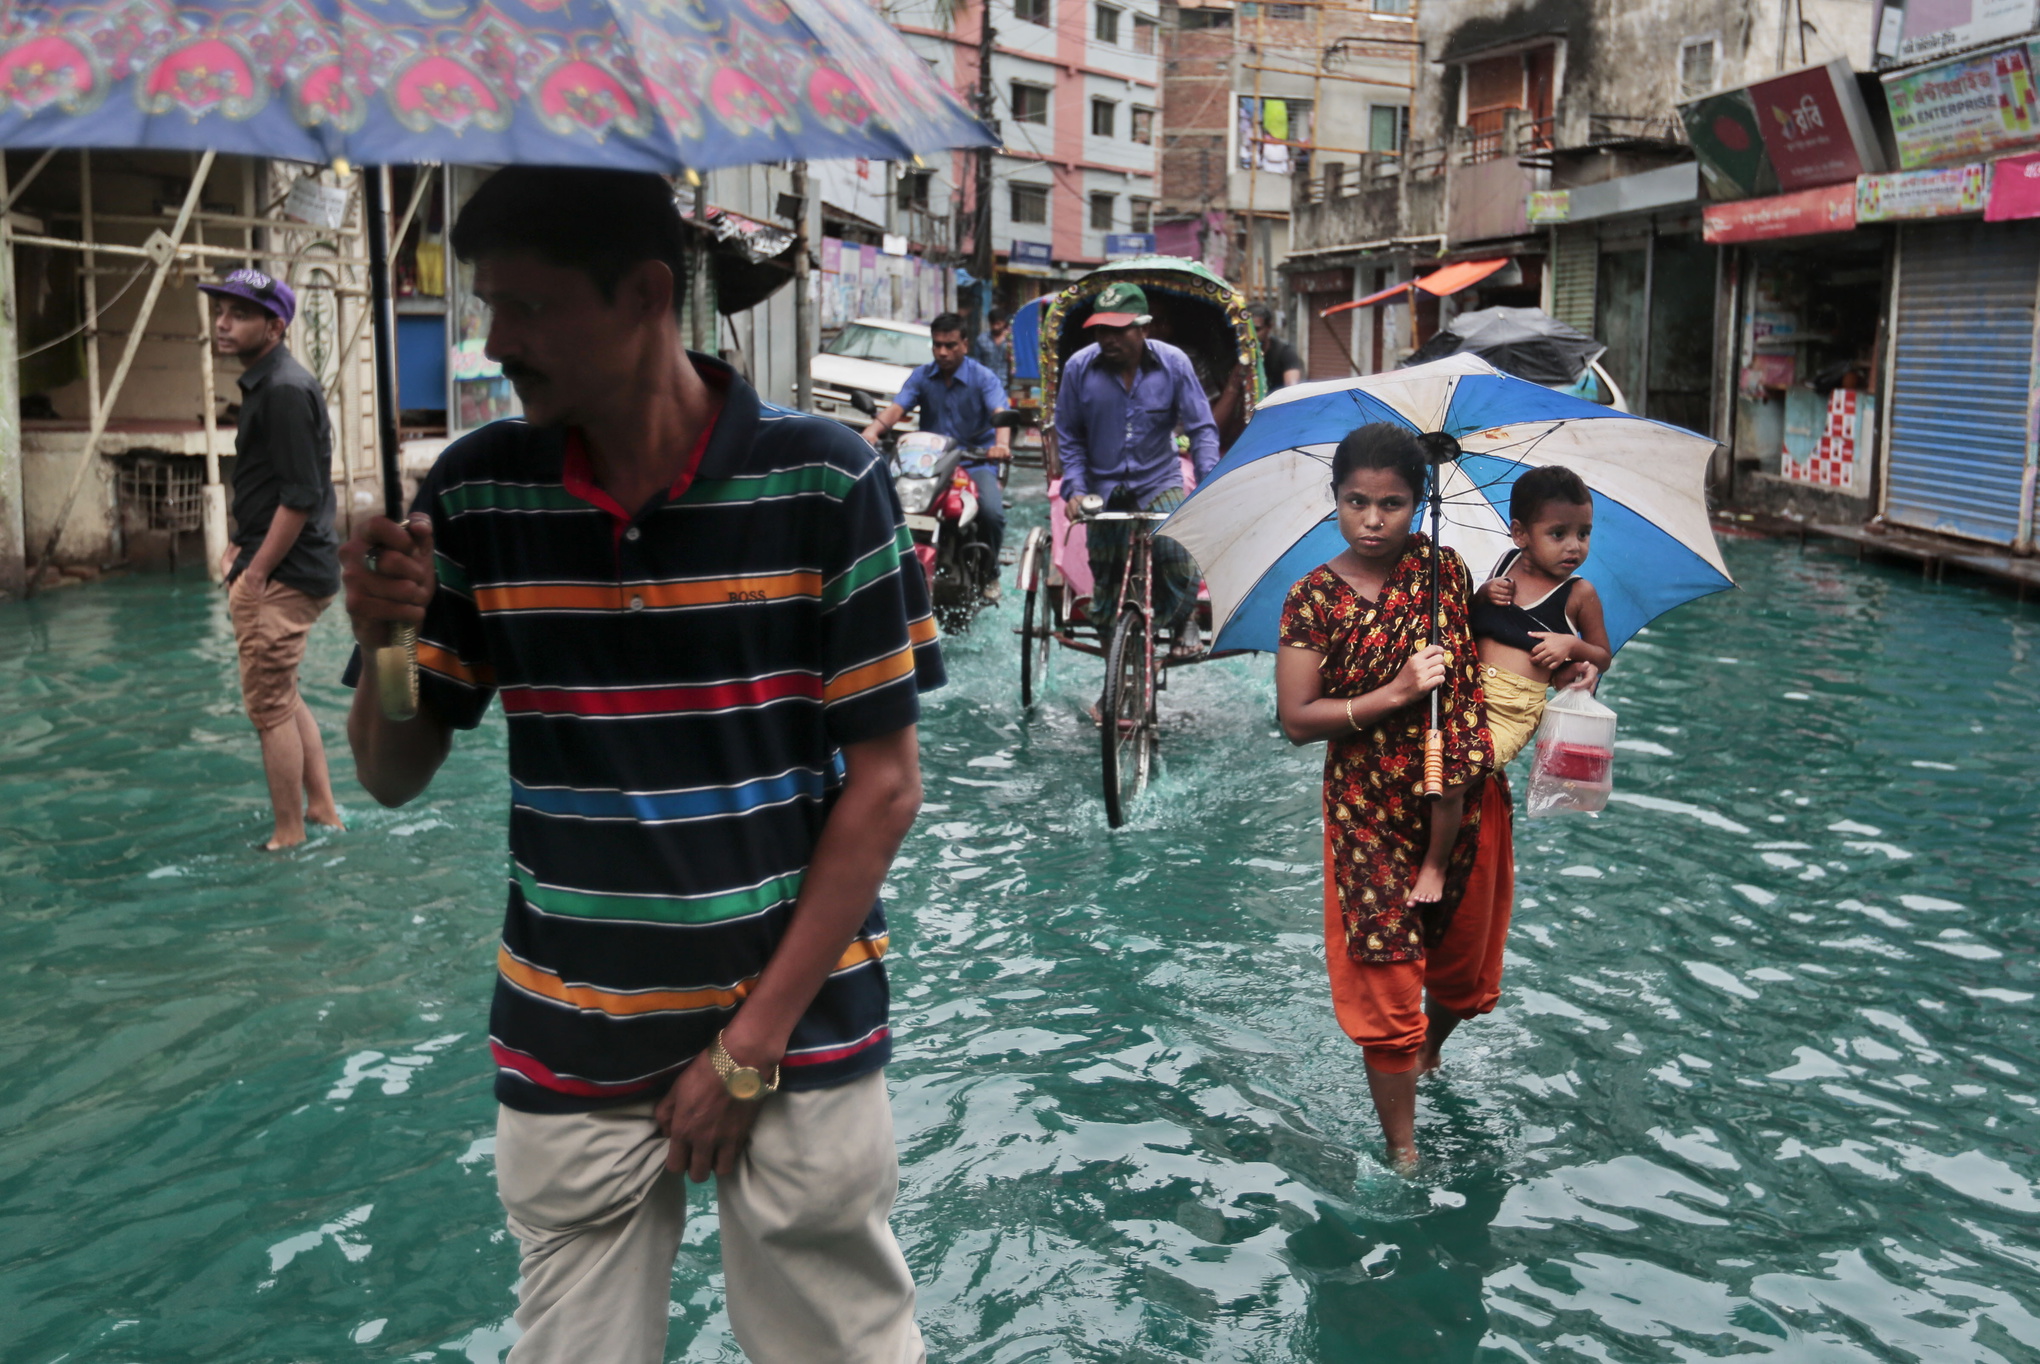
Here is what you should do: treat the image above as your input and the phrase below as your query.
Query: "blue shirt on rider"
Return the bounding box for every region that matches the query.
[893,356,1005,452]
[1055,338,1220,506]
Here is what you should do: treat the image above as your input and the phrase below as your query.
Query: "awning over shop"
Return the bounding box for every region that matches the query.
[694,206,799,315]
[1324,257,1509,315]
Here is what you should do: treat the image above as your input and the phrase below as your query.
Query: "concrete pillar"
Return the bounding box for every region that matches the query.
[0,155,24,599]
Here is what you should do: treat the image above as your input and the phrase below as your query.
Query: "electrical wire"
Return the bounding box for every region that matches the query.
[14,259,152,362]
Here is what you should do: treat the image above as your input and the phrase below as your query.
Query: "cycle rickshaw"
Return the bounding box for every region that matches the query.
[1013,257,1264,826]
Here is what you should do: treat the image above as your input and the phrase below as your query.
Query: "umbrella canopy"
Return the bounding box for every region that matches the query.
[1403,306,1607,386]
[0,0,993,171]
[1158,355,1732,655]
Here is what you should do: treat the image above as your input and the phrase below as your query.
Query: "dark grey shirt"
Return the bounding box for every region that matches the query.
[230,343,339,598]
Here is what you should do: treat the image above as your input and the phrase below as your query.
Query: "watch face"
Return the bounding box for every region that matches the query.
[727,1068,764,1101]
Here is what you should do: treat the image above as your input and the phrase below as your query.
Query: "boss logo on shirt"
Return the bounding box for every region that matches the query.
[728,589,768,603]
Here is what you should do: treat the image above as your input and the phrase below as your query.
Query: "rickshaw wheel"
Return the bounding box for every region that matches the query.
[1020,537,1052,709]
[1100,609,1153,828]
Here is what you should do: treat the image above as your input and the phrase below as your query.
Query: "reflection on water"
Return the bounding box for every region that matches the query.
[3,471,2038,1362]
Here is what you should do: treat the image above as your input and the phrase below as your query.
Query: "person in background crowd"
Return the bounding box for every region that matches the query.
[973,306,1013,391]
[1247,302,1303,391]
[1056,281,1220,659]
[862,312,1012,592]
[343,167,941,1364]
[203,268,345,852]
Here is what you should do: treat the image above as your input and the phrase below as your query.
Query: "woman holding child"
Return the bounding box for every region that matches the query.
[1274,425,1607,1168]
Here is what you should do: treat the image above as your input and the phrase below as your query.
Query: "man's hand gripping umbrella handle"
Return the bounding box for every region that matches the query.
[376,625,419,721]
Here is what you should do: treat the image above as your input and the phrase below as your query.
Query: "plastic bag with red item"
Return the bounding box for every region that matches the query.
[1526,686,1616,818]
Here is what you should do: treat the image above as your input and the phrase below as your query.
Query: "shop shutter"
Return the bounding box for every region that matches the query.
[1308,292,1355,380]
[1550,226,1597,336]
[1886,221,2040,544]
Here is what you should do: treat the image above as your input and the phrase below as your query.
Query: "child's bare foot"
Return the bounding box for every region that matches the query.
[1386,1143,1420,1174]
[1407,864,1445,905]
[308,805,346,832]
[258,830,306,852]
[1419,1049,1444,1075]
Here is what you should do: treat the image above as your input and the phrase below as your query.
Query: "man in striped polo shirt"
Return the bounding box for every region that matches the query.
[342,169,941,1363]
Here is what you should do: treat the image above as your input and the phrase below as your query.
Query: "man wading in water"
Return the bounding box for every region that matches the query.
[342,168,942,1364]
[205,269,345,850]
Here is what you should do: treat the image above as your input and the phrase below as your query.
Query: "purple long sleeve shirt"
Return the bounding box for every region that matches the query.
[1054,339,1220,505]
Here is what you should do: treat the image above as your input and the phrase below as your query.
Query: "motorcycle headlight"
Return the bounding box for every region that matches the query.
[894,475,939,512]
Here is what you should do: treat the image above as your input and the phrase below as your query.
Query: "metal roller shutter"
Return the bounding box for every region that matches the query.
[1308,293,1355,380]
[1886,221,2040,544]
[1550,225,1597,336]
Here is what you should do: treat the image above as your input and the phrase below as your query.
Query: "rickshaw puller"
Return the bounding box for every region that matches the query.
[1055,282,1220,655]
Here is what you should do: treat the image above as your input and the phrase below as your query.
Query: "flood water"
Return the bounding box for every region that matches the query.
[5,470,2040,1363]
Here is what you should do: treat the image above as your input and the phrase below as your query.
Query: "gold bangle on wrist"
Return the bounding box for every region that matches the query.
[1345,696,1360,732]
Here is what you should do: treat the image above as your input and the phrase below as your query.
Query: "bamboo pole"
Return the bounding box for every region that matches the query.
[0,154,23,598]
[194,213,228,582]
[27,151,215,593]
[80,153,102,427]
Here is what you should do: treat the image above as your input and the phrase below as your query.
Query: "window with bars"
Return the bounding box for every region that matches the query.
[1011,183,1049,224]
[1090,192,1115,230]
[896,170,932,210]
[1011,82,1049,125]
[1092,98,1116,137]
[1131,106,1154,144]
[1130,198,1154,232]
[1014,0,1050,25]
[1133,16,1157,52]
[1094,4,1119,43]
[1180,7,1230,27]
[1679,37,1718,101]
[1368,104,1407,154]
[1237,96,1313,173]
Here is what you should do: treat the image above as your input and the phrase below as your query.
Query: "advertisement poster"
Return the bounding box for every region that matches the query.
[1876,0,2040,66]
[1703,181,1859,242]
[1856,162,1990,219]
[1883,39,2040,167]
[1986,149,2040,216]
[1750,61,1884,190]
[1526,190,1571,223]
[1682,88,1780,200]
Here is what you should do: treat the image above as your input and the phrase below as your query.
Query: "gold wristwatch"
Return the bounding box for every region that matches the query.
[708,1032,780,1101]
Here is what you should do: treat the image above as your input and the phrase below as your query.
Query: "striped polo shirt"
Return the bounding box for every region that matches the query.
[410,359,943,1113]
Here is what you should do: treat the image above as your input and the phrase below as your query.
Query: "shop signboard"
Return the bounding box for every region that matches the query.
[1009,240,1053,274]
[1682,88,1779,200]
[1874,0,2040,68]
[1703,181,1859,242]
[1986,149,2040,216]
[1750,60,1888,190]
[1857,162,1991,220]
[1103,232,1156,257]
[1883,39,2040,168]
[1526,190,1571,223]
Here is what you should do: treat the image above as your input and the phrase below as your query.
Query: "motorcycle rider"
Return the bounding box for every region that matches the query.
[861,312,1011,600]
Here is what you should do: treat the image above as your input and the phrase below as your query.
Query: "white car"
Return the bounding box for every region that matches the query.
[812,318,931,429]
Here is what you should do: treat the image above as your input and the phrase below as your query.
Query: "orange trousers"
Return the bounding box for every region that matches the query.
[1323,777,1514,1074]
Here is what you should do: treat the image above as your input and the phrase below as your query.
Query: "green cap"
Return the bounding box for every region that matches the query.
[1085,281,1151,328]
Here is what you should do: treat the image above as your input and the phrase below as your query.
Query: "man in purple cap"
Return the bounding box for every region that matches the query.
[1055,280,1219,658]
[201,267,344,850]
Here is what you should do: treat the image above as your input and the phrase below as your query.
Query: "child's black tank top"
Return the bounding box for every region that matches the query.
[1469,549,1580,651]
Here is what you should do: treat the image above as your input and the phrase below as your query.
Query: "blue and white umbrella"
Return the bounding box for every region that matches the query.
[1160,355,1733,655]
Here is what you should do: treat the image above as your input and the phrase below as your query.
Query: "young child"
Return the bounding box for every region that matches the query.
[1471,465,1613,766]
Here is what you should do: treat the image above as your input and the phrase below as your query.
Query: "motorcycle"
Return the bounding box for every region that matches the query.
[852,394,1027,632]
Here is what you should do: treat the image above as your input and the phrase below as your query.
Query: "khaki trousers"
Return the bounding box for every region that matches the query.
[495,1069,924,1364]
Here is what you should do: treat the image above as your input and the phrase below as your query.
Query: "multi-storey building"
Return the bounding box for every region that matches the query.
[1156,0,1416,323]
[895,0,1164,309]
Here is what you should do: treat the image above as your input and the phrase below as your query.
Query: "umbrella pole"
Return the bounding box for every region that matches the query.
[1423,466,1445,800]
[364,166,418,721]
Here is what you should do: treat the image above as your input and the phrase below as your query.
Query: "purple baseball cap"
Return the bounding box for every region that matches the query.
[199,268,296,326]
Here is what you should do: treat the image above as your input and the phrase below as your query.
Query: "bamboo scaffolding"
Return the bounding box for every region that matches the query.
[26,152,216,593]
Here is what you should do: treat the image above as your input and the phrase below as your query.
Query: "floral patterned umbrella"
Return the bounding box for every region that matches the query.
[0,0,993,171]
